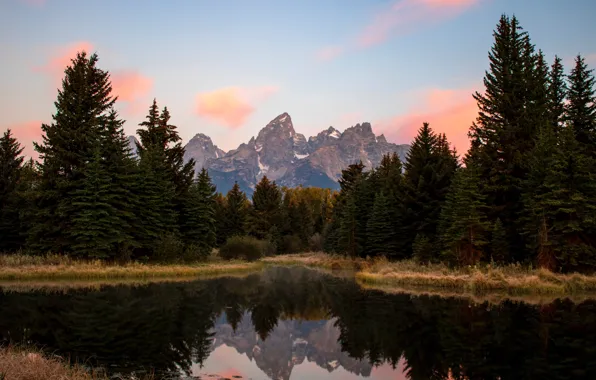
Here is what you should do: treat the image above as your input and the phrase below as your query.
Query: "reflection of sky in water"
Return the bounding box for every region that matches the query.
[195,344,406,380]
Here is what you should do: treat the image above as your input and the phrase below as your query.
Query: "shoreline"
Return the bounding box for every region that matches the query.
[2,253,596,298]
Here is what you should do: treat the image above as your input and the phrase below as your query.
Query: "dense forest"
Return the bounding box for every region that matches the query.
[1,15,595,272]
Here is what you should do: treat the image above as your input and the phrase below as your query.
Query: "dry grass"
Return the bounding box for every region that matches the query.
[0,346,106,380]
[264,253,596,296]
[0,253,262,281]
[356,256,596,295]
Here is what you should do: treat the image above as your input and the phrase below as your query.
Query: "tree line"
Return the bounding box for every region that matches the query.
[323,14,596,272]
[1,14,595,270]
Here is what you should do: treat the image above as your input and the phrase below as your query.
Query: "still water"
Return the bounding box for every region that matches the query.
[1,266,595,379]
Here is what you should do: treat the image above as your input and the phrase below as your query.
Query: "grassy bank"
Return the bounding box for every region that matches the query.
[266,253,596,296]
[0,254,262,281]
[0,346,108,380]
[4,252,596,297]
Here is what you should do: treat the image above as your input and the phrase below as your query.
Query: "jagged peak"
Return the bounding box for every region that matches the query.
[377,134,387,143]
[190,132,213,141]
[270,112,291,124]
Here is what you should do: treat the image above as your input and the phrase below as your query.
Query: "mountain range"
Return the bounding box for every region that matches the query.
[128,112,410,195]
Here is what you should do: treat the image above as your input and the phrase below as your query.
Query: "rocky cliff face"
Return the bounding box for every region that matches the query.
[183,133,226,173]
[129,112,410,195]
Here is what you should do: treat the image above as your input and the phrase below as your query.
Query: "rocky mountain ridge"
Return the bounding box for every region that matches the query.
[129,112,410,195]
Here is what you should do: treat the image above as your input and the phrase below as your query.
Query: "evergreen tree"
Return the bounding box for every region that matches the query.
[400,123,458,257]
[0,129,25,252]
[247,176,282,242]
[29,51,118,254]
[439,167,490,265]
[134,146,178,254]
[366,192,397,257]
[534,126,596,271]
[338,191,358,257]
[565,55,596,150]
[67,148,122,258]
[222,182,248,241]
[547,56,567,134]
[180,168,217,255]
[214,193,227,246]
[490,218,509,264]
[521,124,559,269]
[468,15,543,261]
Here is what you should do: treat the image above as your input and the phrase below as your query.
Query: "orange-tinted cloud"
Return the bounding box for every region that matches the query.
[195,86,279,128]
[35,41,94,78]
[34,42,153,116]
[319,0,478,60]
[4,121,43,159]
[111,71,153,102]
[376,87,478,154]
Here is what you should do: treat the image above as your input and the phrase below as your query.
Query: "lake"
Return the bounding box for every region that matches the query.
[1,266,595,379]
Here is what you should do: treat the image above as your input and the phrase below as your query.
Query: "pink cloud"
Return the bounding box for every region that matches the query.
[35,41,94,77]
[4,121,43,159]
[585,53,596,65]
[318,0,478,60]
[195,86,279,128]
[376,87,478,154]
[316,46,344,61]
[111,71,153,103]
[356,0,478,48]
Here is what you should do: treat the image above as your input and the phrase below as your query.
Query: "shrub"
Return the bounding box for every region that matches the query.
[219,236,271,261]
[281,234,303,254]
[152,233,185,263]
[308,233,324,251]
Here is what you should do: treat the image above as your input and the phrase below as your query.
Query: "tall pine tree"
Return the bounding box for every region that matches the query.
[0,129,25,252]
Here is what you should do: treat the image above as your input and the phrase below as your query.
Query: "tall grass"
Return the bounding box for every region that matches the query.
[0,346,108,380]
[265,253,596,296]
[0,253,262,281]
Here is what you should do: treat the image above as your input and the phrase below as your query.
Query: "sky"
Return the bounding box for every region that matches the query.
[2,0,596,158]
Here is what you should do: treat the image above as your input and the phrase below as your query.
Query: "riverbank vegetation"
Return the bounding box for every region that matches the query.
[1,14,596,279]
[0,346,108,380]
[0,253,260,281]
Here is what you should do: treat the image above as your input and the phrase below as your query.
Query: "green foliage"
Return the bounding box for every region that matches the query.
[0,129,25,251]
[566,55,596,149]
[29,51,123,255]
[439,167,490,265]
[366,192,397,257]
[219,235,271,261]
[247,176,283,242]
[412,233,433,264]
[400,123,458,257]
[152,233,186,263]
[222,182,249,241]
[491,218,509,264]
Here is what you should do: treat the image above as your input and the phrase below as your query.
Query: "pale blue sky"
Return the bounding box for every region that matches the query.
[2,0,595,156]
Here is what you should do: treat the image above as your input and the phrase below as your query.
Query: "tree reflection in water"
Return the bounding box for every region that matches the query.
[1,266,595,379]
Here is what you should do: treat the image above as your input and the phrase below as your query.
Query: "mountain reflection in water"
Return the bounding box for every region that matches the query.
[1,266,596,379]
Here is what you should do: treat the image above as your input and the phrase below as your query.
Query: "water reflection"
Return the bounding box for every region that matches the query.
[1,266,595,379]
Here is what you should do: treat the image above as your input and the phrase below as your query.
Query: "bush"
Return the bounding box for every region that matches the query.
[152,233,185,263]
[308,233,324,251]
[281,234,303,254]
[219,236,272,261]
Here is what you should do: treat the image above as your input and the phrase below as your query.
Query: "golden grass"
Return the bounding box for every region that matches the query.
[356,256,596,296]
[0,346,107,380]
[264,253,596,297]
[0,254,262,281]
